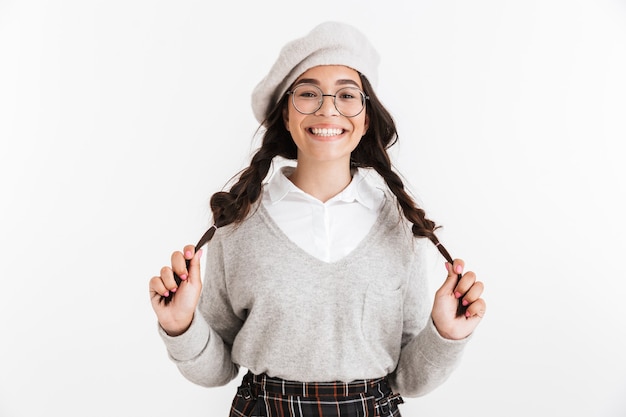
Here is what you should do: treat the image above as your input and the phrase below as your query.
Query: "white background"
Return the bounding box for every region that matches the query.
[1,1,625,416]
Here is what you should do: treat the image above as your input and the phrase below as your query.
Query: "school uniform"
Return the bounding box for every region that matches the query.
[158,167,469,416]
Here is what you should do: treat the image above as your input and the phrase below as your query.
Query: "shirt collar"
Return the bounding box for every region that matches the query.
[265,165,384,210]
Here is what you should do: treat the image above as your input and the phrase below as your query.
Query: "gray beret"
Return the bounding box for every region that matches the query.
[251,21,380,124]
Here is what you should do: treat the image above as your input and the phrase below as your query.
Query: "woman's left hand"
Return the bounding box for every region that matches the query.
[431,259,486,340]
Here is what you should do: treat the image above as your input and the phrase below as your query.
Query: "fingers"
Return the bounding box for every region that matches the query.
[441,259,464,293]
[465,297,487,318]
[150,244,200,300]
[454,270,476,300]
[433,257,486,339]
[149,275,170,300]
[171,245,195,281]
[443,259,485,317]
[159,265,178,297]
[186,247,203,285]
[449,260,485,318]
[445,259,465,278]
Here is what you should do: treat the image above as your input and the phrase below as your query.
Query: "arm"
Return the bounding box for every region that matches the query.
[390,319,468,397]
[152,235,242,387]
[389,240,474,397]
[157,312,240,388]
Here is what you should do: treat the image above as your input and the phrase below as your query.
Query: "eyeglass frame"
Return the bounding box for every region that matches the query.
[285,83,370,118]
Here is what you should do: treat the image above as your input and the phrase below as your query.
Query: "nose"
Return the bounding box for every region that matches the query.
[315,94,339,116]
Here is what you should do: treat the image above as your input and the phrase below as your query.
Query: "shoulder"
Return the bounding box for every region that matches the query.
[379,191,411,234]
[378,191,433,256]
[212,201,268,243]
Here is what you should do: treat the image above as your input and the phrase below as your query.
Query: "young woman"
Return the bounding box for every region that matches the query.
[149,21,486,417]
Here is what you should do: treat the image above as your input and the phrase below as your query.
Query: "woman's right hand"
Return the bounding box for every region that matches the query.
[149,245,203,336]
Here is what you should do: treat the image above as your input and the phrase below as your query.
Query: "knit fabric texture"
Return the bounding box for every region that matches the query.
[159,194,469,397]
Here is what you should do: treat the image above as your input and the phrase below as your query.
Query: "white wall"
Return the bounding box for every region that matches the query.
[1,1,625,416]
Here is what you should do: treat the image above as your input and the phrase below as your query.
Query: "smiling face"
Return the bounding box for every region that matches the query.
[283,65,369,167]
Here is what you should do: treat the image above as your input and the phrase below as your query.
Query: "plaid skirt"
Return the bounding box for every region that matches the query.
[229,371,404,417]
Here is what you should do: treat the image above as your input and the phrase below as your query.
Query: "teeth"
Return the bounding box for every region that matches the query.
[311,128,343,136]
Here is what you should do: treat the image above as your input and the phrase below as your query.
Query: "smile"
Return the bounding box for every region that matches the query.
[309,128,345,137]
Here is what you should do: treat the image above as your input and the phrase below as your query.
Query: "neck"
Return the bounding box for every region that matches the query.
[289,159,353,203]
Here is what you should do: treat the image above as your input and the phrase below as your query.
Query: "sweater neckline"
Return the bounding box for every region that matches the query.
[255,193,395,267]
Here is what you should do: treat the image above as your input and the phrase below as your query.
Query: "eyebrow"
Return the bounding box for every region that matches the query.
[294,78,361,88]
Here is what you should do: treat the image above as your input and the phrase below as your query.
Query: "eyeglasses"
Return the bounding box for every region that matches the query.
[286,84,369,117]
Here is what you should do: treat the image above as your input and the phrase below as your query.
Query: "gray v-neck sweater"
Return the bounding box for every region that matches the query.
[159,194,469,397]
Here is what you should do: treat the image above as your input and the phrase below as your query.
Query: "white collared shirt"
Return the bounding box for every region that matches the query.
[261,166,386,263]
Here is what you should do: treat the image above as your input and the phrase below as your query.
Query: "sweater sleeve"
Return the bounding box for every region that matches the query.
[157,233,241,387]
[389,239,470,397]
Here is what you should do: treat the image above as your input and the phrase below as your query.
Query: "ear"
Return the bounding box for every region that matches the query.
[282,106,290,131]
